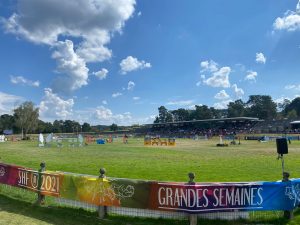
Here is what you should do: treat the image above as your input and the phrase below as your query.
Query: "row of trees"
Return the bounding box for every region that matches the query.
[0,101,93,138]
[154,95,300,123]
[1,96,299,137]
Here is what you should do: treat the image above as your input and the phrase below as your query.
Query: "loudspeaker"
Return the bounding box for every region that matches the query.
[276,138,288,155]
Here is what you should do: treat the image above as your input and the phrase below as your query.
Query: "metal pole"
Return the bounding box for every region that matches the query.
[188,172,197,225]
[281,156,285,174]
[98,168,108,219]
[282,172,293,220]
[36,162,46,205]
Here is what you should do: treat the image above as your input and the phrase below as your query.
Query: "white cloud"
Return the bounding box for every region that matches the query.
[39,88,74,121]
[214,90,230,100]
[203,66,231,88]
[0,92,24,115]
[245,70,258,81]
[93,68,108,80]
[102,100,108,105]
[120,56,151,74]
[285,85,296,90]
[213,100,232,109]
[76,31,112,63]
[166,100,194,106]
[3,0,135,50]
[274,97,291,105]
[112,92,122,98]
[200,60,231,88]
[3,0,136,92]
[74,105,155,125]
[256,52,266,64]
[70,107,160,125]
[187,105,197,110]
[133,97,140,100]
[93,106,132,125]
[51,40,89,93]
[127,81,135,90]
[285,84,300,91]
[137,11,142,17]
[273,1,300,31]
[196,75,206,86]
[232,84,244,98]
[94,106,113,120]
[10,75,40,87]
[200,60,218,72]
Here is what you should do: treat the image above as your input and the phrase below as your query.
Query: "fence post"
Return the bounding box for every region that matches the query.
[98,168,108,219]
[282,172,293,220]
[36,162,46,205]
[188,172,197,225]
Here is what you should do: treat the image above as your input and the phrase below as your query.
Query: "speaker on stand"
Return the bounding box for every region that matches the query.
[276,138,294,219]
[276,138,288,175]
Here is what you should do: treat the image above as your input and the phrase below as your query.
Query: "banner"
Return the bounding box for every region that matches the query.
[149,181,300,213]
[0,163,62,197]
[0,163,300,213]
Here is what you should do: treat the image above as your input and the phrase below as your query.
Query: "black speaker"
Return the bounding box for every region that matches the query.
[276,138,288,155]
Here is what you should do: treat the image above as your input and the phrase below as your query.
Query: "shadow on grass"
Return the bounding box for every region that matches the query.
[0,194,186,225]
[0,194,296,225]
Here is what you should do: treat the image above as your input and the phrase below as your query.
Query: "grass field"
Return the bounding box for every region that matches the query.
[1,137,300,224]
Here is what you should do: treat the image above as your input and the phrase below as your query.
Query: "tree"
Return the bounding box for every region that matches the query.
[53,120,63,133]
[37,120,53,133]
[14,101,39,138]
[63,120,74,133]
[277,99,291,113]
[153,116,159,123]
[0,114,15,132]
[82,122,91,132]
[171,108,190,122]
[287,109,298,119]
[193,105,213,120]
[210,107,227,119]
[157,106,173,123]
[228,100,246,117]
[63,120,80,133]
[110,123,118,131]
[73,121,81,134]
[284,97,300,118]
[246,95,277,119]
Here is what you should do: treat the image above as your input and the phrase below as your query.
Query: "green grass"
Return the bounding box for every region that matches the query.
[1,137,300,181]
[1,137,300,224]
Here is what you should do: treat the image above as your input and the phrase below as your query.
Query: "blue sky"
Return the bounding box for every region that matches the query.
[0,0,300,125]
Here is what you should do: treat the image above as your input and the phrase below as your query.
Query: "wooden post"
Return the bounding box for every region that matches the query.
[98,168,108,219]
[188,172,197,225]
[282,172,293,220]
[36,162,46,205]
[189,214,197,225]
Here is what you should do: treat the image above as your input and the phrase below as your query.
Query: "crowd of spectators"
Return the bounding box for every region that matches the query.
[137,121,257,138]
[133,119,300,138]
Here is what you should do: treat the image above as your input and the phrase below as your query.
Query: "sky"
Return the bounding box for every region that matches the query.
[0,0,300,125]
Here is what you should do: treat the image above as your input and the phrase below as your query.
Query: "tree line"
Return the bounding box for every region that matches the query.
[0,102,129,138]
[153,95,300,123]
[1,96,299,137]
[0,101,93,138]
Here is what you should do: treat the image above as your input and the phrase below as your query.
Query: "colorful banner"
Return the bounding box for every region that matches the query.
[0,163,62,197]
[149,181,300,213]
[0,163,300,213]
